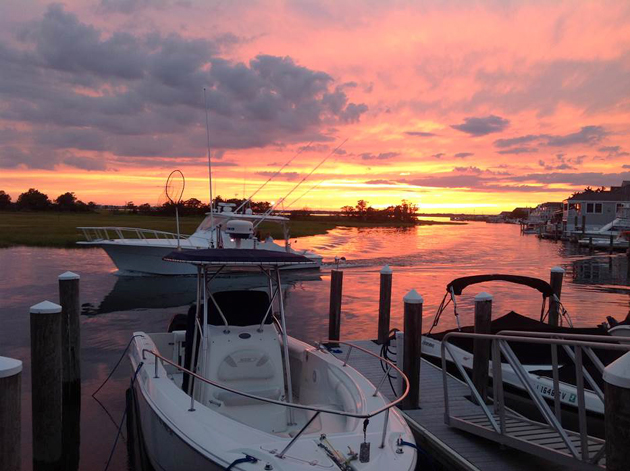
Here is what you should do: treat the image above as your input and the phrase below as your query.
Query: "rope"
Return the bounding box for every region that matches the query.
[92,334,144,397]
[226,454,258,470]
[396,438,436,471]
[379,328,400,397]
[103,361,143,471]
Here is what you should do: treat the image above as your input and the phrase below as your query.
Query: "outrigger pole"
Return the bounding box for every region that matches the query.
[253,138,348,229]
[233,141,314,214]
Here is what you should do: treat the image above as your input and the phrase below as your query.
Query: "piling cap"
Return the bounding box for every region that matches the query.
[59,271,80,280]
[403,289,423,304]
[380,265,393,275]
[0,356,22,378]
[603,352,630,389]
[550,266,565,274]
[30,300,62,314]
[475,292,493,302]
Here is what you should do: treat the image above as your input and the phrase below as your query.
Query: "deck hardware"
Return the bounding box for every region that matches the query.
[264,464,273,470]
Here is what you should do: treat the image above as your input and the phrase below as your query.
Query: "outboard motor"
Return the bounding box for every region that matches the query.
[225,220,254,248]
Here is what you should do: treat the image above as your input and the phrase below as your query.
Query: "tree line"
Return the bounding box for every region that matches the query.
[340,199,418,222]
[0,188,272,216]
[0,189,96,212]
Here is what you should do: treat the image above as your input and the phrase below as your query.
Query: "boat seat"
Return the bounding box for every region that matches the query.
[200,324,289,433]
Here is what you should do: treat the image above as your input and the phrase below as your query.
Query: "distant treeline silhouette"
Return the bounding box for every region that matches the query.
[339,199,418,222]
[0,188,96,212]
[0,189,272,216]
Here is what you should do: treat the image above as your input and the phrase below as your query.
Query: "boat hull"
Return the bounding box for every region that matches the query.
[87,242,321,275]
[131,380,224,471]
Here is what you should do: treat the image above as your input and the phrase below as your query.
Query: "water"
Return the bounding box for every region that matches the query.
[1,221,629,470]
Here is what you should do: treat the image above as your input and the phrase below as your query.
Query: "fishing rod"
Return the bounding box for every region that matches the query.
[233,141,313,214]
[203,88,214,233]
[284,143,346,210]
[253,138,348,228]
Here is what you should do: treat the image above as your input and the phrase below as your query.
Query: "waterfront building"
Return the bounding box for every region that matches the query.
[562,181,630,233]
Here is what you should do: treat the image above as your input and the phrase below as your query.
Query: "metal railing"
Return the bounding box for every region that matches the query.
[141,339,409,459]
[441,331,630,466]
[78,226,190,243]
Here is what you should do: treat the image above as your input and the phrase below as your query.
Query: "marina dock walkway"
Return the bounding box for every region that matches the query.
[341,340,577,471]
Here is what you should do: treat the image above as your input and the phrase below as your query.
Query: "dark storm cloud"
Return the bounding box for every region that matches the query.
[405,131,436,137]
[0,5,367,170]
[494,126,607,150]
[454,152,474,158]
[431,153,445,159]
[451,115,510,136]
[98,0,177,14]
[360,152,400,161]
[497,147,537,154]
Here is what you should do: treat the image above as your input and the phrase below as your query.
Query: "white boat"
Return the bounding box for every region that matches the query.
[577,203,630,249]
[128,249,417,471]
[78,204,323,275]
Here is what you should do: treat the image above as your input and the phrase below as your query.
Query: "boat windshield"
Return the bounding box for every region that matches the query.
[195,215,215,232]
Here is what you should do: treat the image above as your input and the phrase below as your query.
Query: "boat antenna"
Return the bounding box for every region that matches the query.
[165,170,185,250]
[254,138,348,228]
[233,141,313,214]
[203,88,214,231]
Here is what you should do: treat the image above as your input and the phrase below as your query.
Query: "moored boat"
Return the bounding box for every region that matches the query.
[78,204,323,275]
[420,274,630,417]
[128,249,417,470]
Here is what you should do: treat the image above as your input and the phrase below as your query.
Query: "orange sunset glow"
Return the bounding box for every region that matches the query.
[1,1,629,212]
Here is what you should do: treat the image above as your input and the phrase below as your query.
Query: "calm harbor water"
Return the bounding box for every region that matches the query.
[1,221,629,470]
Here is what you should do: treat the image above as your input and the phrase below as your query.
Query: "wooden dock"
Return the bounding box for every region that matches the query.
[341,340,580,471]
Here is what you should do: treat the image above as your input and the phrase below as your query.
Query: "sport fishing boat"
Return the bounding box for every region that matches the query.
[128,249,417,471]
[78,203,323,275]
[420,274,630,416]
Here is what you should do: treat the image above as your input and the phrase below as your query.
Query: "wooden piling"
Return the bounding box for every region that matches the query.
[58,272,81,403]
[589,237,593,253]
[472,292,492,404]
[377,265,393,344]
[603,352,630,471]
[0,356,22,471]
[401,289,423,410]
[609,234,614,254]
[30,301,63,471]
[548,266,564,326]
[328,270,343,345]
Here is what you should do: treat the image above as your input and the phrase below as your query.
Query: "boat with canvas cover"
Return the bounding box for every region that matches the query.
[78,204,323,275]
[128,249,417,471]
[419,274,630,416]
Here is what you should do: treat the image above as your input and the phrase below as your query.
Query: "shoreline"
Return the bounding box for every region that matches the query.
[0,211,465,249]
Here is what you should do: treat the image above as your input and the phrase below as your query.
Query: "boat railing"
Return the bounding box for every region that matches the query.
[78,226,190,243]
[142,339,409,458]
[441,331,630,468]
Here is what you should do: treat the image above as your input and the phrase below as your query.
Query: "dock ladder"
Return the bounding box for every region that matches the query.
[441,331,630,470]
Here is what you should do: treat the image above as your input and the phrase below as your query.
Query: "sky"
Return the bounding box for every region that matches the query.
[1,0,629,213]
